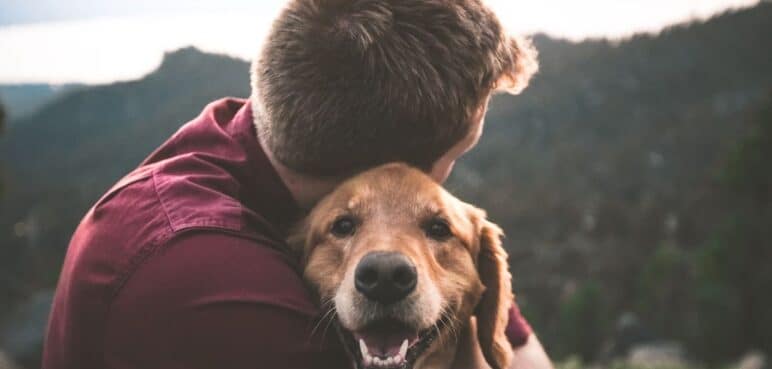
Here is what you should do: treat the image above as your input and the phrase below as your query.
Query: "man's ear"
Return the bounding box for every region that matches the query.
[475,219,514,369]
[495,36,539,95]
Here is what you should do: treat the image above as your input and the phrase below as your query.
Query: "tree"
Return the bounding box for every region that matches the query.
[556,281,609,362]
[0,100,4,197]
[691,95,772,361]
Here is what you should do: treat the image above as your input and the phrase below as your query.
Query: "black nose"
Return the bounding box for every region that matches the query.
[355,251,417,305]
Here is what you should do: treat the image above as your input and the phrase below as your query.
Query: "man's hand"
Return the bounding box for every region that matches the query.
[451,317,553,369]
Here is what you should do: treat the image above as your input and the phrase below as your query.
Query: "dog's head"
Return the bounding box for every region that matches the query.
[291,163,513,369]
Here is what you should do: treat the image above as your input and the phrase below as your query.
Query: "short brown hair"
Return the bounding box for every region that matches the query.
[252,0,538,176]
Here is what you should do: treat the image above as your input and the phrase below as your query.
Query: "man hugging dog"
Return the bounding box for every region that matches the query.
[43,1,548,368]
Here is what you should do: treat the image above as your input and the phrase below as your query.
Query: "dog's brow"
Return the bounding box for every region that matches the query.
[346,196,362,211]
[417,206,449,224]
[425,202,443,216]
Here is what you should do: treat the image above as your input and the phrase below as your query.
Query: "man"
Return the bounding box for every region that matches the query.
[43,1,549,368]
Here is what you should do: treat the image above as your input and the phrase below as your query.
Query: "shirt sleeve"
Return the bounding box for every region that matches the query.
[104,231,350,369]
[505,303,533,348]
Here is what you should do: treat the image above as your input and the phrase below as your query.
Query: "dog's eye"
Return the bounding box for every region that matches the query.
[424,219,452,241]
[331,216,357,237]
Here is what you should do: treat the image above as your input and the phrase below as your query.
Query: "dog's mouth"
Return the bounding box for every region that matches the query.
[340,319,440,369]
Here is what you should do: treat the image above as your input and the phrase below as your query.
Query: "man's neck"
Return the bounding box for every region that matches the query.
[267,153,342,210]
[254,117,342,210]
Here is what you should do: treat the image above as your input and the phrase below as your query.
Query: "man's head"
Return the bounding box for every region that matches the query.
[252,0,538,179]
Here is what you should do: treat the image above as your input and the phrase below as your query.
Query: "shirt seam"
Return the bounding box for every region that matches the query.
[151,167,176,233]
[102,226,173,368]
[101,172,176,368]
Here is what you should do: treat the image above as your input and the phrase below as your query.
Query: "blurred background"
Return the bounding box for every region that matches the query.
[1,1,771,368]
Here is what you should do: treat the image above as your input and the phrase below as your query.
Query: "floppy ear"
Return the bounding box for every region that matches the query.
[475,219,514,369]
[495,35,539,95]
[286,219,310,264]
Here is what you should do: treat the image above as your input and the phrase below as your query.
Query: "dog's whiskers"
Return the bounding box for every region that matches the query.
[320,307,338,341]
[435,309,461,346]
[446,312,461,344]
[310,299,337,340]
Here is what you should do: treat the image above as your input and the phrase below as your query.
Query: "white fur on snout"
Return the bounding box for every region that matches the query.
[334,261,443,332]
[334,268,360,329]
[413,269,443,328]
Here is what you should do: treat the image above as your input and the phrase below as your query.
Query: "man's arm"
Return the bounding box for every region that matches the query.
[103,232,349,369]
[506,305,553,369]
[452,306,553,369]
[510,335,553,369]
[451,320,552,369]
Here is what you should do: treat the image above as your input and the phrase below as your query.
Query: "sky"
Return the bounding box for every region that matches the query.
[0,0,761,84]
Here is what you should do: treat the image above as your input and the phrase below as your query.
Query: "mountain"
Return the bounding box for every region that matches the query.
[446,3,772,361]
[1,4,772,367]
[4,47,249,187]
[0,84,85,122]
[0,46,250,330]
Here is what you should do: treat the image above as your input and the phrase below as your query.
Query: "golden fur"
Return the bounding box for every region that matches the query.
[290,163,514,369]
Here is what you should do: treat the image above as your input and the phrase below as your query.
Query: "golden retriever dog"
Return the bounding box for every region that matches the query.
[290,163,514,369]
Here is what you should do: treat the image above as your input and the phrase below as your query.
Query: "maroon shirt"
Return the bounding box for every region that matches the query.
[43,98,531,369]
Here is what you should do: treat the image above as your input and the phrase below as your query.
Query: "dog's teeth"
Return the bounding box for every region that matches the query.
[393,354,403,364]
[359,339,369,358]
[359,340,407,368]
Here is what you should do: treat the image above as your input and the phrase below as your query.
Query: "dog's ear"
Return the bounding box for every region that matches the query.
[475,218,514,369]
[286,219,310,263]
[494,36,539,95]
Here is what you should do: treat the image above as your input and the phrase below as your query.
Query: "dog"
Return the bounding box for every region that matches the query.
[289,163,514,369]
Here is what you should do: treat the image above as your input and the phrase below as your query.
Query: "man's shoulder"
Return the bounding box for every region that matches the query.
[150,156,268,236]
[69,160,286,301]
[116,230,319,317]
[103,231,347,368]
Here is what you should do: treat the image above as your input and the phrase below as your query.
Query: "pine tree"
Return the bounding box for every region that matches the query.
[0,100,5,197]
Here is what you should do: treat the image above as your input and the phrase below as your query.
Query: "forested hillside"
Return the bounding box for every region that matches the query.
[0,84,84,121]
[1,4,770,367]
[0,47,250,334]
[447,3,772,362]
